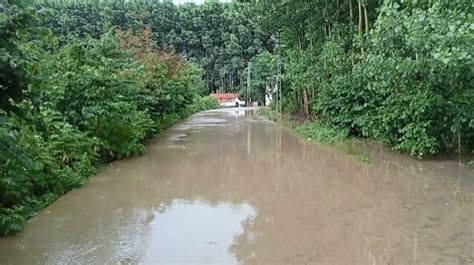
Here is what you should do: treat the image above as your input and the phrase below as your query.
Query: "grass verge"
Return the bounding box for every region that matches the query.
[258,108,372,164]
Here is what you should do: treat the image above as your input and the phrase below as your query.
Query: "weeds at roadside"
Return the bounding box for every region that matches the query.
[467,161,474,169]
[258,108,372,164]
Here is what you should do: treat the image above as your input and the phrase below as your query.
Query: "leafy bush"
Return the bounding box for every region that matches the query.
[295,2,473,158]
[189,96,220,113]
[358,3,472,157]
[0,207,26,236]
[1,4,214,235]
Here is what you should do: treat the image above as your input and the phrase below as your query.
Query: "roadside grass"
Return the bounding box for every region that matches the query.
[335,140,373,164]
[467,161,474,169]
[295,122,348,144]
[258,108,372,164]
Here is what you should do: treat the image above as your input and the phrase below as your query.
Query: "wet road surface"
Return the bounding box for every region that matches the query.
[0,108,473,264]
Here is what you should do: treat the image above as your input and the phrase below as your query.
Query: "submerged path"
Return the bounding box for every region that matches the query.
[0,108,473,264]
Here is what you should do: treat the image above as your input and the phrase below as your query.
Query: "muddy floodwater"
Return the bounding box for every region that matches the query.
[0,108,473,264]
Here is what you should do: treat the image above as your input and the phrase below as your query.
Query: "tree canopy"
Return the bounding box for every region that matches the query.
[33,0,273,93]
[0,0,221,235]
[259,0,473,158]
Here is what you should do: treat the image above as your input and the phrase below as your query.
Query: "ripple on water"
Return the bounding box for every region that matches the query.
[188,117,228,125]
[161,144,188,150]
[0,108,472,265]
[166,133,188,141]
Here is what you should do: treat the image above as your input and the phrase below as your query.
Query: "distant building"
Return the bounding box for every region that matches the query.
[210,93,246,107]
[210,93,239,104]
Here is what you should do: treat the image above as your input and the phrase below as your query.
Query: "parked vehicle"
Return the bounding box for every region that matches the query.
[235,98,246,107]
[222,100,238,107]
[220,98,246,107]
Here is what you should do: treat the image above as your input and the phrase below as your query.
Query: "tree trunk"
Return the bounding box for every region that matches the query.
[303,88,309,117]
[363,3,369,33]
[458,122,462,163]
[350,0,355,66]
[358,0,364,56]
[349,0,354,23]
[206,70,210,93]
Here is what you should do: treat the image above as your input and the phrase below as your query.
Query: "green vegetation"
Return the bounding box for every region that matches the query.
[467,161,474,169]
[258,108,372,164]
[258,0,473,159]
[295,123,348,144]
[295,122,373,164]
[1,0,472,236]
[257,107,281,123]
[32,0,271,94]
[0,2,221,235]
[241,51,277,104]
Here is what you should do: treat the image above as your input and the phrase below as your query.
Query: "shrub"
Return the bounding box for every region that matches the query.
[295,122,349,144]
[1,27,209,235]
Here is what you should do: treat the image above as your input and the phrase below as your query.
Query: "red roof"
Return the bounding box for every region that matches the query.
[210,93,240,103]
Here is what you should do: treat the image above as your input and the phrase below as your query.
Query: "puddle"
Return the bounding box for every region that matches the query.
[144,200,255,263]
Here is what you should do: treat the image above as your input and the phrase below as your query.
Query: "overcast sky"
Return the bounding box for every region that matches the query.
[172,0,230,4]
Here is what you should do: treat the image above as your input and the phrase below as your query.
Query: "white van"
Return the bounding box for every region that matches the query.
[221,98,246,107]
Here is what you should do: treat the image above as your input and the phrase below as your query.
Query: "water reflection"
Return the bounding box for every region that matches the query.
[0,108,472,264]
[144,200,255,264]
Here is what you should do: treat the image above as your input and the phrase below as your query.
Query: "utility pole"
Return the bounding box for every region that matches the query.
[247,61,251,107]
[277,32,283,121]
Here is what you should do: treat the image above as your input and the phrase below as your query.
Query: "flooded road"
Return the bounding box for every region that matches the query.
[0,108,473,264]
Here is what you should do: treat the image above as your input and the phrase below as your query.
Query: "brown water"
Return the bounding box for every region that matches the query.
[0,108,473,264]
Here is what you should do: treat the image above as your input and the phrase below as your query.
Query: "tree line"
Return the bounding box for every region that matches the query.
[0,1,220,235]
[258,0,473,158]
[33,0,272,93]
[1,0,472,236]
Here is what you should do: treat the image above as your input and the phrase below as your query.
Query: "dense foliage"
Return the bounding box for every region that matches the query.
[240,51,277,104]
[1,0,472,236]
[0,2,219,235]
[33,0,272,93]
[258,0,473,158]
